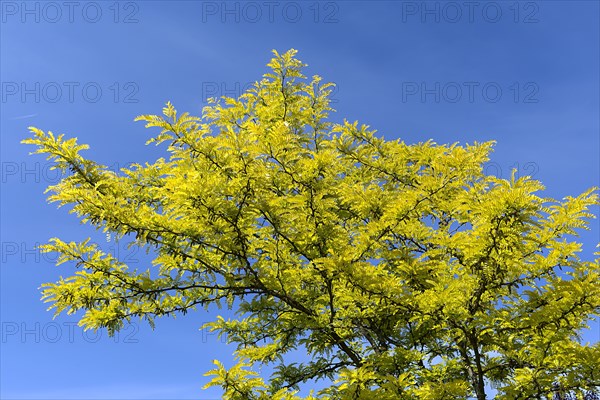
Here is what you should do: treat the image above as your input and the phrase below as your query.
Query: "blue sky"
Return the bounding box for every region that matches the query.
[1,1,598,398]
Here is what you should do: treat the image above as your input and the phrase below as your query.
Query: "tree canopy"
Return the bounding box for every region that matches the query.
[24,49,599,399]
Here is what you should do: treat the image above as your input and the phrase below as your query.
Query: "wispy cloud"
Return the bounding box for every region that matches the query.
[9,113,38,120]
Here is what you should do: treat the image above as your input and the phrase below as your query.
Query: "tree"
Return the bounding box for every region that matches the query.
[24,49,599,399]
